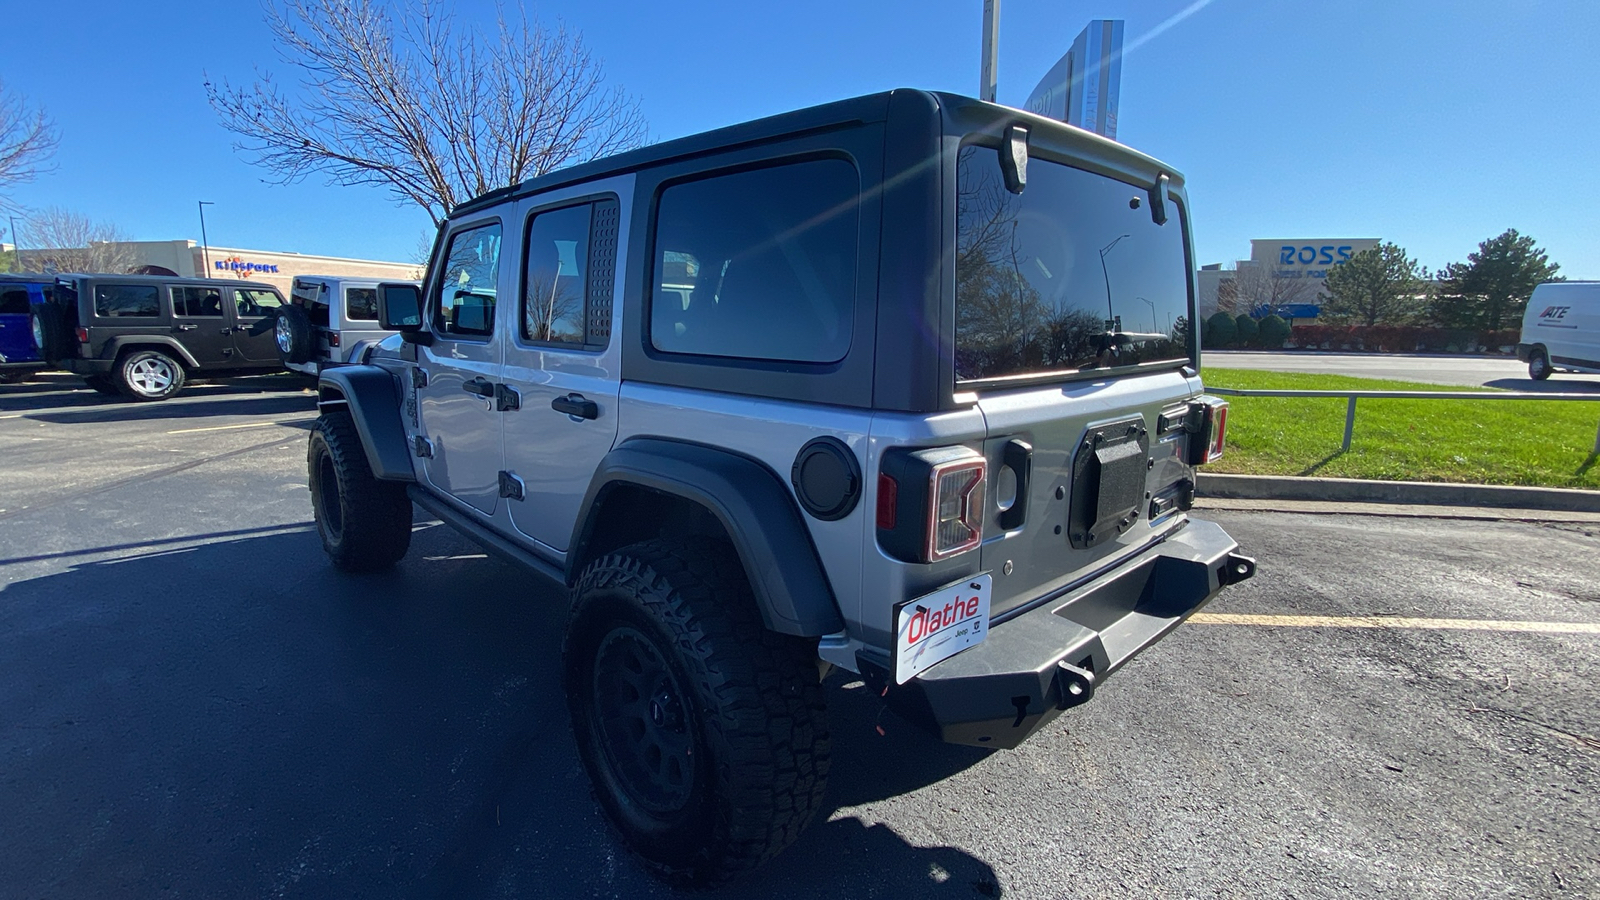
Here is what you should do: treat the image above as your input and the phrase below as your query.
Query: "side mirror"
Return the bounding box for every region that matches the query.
[377,283,423,331]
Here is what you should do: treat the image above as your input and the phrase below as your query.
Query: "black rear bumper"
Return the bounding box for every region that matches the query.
[865,518,1252,749]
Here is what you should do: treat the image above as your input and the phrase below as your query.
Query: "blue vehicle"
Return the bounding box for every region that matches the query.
[0,275,54,383]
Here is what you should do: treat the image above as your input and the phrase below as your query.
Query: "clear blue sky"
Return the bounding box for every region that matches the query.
[3,0,1596,276]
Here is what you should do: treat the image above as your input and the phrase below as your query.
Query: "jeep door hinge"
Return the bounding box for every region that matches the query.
[413,436,434,459]
[411,367,428,389]
[498,470,525,501]
[495,384,521,412]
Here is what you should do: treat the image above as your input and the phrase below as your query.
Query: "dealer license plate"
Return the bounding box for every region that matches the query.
[894,574,992,684]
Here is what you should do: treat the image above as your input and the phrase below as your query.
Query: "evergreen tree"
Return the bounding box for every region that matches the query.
[1319,242,1426,326]
[1430,229,1562,331]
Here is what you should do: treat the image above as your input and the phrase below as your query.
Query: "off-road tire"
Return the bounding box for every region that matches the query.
[564,538,830,887]
[276,305,314,365]
[1529,347,1552,381]
[83,375,121,395]
[115,349,186,401]
[307,410,412,572]
[0,369,25,384]
[30,307,67,362]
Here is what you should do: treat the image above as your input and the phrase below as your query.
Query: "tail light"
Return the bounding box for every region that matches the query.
[877,447,988,563]
[75,327,89,343]
[328,333,341,347]
[1185,396,1229,465]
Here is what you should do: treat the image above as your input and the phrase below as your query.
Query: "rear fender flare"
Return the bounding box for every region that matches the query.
[569,438,845,637]
[316,365,416,482]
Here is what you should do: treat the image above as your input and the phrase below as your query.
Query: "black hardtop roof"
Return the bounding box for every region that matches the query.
[451,90,898,218]
[450,88,1180,220]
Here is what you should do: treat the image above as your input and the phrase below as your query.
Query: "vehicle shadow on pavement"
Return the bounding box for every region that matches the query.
[26,393,317,425]
[0,521,1002,899]
[0,374,316,415]
[1484,377,1600,393]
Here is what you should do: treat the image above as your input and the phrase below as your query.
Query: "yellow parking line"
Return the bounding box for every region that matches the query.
[1190,613,1600,635]
[166,419,311,435]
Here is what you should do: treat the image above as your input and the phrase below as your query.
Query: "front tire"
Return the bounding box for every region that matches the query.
[115,349,186,401]
[307,410,413,571]
[564,538,830,886]
[1529,347,1553,381]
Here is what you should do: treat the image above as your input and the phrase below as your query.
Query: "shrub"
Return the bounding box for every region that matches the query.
[1234,314,1259,346]
[1257,314,1291,348]
[1205,311,1237,348]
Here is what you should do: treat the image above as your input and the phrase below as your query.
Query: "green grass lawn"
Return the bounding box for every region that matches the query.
[1198,368,1600,489]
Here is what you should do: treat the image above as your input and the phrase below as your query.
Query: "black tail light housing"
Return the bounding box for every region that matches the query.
[877,446,987,563]
[1184,396,1229,466]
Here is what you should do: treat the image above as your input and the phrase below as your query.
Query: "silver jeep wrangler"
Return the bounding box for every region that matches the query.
[307,89,1254,885]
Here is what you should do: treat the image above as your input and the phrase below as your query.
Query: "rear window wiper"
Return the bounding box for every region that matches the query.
[1091,329,1169,352]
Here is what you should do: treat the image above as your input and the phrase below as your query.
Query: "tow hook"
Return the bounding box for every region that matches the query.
[1054,661,1096,710]
[1218,552,1257,586]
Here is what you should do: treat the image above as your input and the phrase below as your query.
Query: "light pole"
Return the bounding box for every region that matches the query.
[1137,296,1157,332]
[7,216,21,272]
[1098,234,1130,324]
[980,0,1000,102]
[197,201,215,274]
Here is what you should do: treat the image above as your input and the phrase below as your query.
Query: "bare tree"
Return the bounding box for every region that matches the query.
[205,0,648,225]
[20,207,138,274]
[0,80,58,210]
[1216,262,1316,316]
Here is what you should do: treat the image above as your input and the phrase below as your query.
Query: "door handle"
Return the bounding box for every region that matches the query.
[462,378,495,399]
[551,393,599,420]
[176,323,197,331]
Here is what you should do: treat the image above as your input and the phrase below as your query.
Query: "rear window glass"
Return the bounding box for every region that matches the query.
[650,158,859,364]
[345,288,378,321]
[955,146,1192,383]
[95,284,160,318]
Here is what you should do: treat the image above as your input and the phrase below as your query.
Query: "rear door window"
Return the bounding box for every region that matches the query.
[955,145,1192,383]
[95,284,161,318]
[0,288,29,315]
[235,288,283,317]
[172,286,224,317]
[649,158,859,363]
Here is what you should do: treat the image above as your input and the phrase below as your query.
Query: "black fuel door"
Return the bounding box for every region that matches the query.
[1067,416,1150,549]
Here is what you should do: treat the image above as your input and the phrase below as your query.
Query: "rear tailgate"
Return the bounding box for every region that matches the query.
[976,369,1202,620]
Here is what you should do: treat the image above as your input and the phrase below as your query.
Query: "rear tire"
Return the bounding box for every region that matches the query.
[1529,347,1552,381]
[276,305,314,365]
[307,410,412,571]
[115,349,186,401]
[564,538,830,887]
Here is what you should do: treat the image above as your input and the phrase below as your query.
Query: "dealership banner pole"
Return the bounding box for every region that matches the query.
[7,216,21,272]
[197,201,214,274]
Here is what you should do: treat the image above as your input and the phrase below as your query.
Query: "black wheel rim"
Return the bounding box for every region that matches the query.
[317,452,343,540]
[591,625,696,814]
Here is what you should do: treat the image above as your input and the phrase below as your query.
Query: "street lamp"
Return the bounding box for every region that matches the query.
[1137,296,1157,332]
[197,201,215,274]
[1098,234,1130,324]
[7,216,22,272]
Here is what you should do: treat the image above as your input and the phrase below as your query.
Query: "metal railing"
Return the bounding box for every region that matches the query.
[1205,387,1600,454]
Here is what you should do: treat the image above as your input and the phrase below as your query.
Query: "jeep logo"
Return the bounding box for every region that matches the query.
[1539,306,1570,320]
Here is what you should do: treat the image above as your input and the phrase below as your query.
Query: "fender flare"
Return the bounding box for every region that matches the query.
[316,365,416,482]
[104,335,200,368]
[569,438,845,637]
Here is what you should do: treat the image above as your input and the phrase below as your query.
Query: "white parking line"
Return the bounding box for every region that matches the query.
[1190,613,1600,634]
[0,413,24,420]
[166,419,312,435]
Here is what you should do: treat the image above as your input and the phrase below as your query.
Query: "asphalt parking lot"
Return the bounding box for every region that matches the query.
[2,373,1597,899]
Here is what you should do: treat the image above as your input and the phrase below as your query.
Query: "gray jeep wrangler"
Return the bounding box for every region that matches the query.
[307,89,1254,884]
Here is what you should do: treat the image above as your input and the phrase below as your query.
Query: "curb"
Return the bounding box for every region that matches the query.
[1197,473,1600,513]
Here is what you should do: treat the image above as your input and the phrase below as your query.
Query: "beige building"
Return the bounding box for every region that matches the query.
[4,239,420,295]
[1198,237,1381,321]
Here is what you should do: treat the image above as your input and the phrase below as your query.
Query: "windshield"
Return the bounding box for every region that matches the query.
[954,144,1193,383]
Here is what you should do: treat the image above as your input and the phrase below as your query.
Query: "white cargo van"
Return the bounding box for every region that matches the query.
[275,275,420,375]
[1517,282,1600,380]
